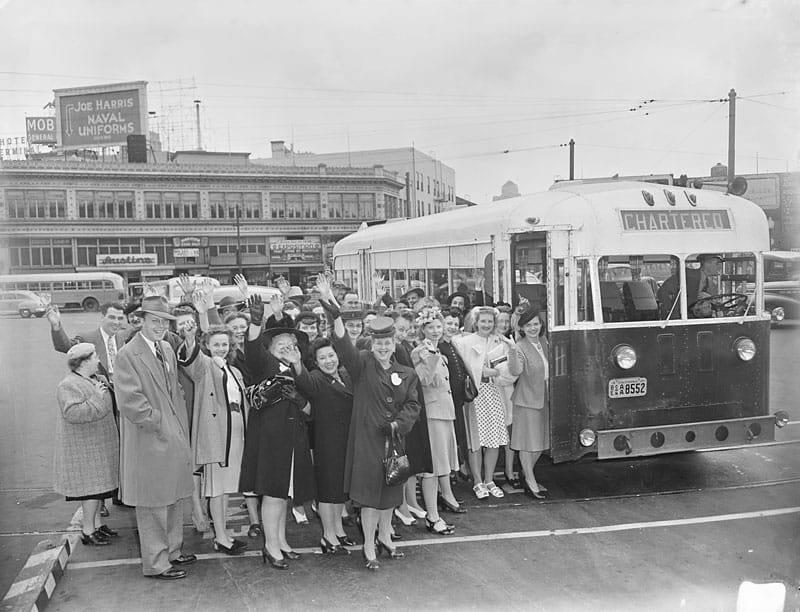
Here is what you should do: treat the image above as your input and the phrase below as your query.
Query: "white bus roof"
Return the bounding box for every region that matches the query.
[333,181,769,258]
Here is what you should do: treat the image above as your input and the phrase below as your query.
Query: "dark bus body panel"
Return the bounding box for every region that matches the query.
[548,320,771,463]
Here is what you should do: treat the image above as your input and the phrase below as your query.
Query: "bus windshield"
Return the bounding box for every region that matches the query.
[596,252,756,322]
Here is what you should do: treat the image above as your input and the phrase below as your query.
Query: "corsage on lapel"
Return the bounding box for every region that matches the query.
[390,372,403,387]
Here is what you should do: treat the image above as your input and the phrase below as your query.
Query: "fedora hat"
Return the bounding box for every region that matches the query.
[446,291,470,306]
[401,287,425,300]
[139,296,176,320]
[697,253,724,264]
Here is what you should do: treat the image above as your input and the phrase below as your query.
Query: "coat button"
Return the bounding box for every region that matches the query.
[386,397,393,404]
[385,411,392,418]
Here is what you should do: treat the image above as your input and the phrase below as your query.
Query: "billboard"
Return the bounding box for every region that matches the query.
[54,81,147,148]
[25,117,57,144]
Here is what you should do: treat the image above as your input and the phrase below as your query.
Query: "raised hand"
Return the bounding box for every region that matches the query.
[475,274,485,292]
[248,295,265,326]
[233,274,249,300]
[268,292,285,317]
[192,289,209,314]
[142,282,159,297]
[45,305,61,328]
[276,276,290,296]
[284,344,303,365]
[177,273,195,299]
[315,273,333,301]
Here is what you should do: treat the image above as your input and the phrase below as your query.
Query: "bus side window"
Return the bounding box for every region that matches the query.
[576,259,594,322]
[554,259,565,326]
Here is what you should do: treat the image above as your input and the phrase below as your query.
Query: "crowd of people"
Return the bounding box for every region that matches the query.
[49,272,551,578]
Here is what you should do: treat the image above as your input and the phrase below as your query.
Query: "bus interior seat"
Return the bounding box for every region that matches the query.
[599,281,625,322]
[622,281,659,321]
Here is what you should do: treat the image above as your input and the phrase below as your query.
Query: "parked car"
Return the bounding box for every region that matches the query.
[763,251,800,325]
[0,290,48,318]
[212,284,282,309]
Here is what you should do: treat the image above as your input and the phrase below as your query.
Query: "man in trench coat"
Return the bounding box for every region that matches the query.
[114,296,195,580]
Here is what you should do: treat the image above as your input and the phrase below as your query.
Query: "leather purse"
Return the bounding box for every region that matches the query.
[463,373,479,402]
[383,431,411,486]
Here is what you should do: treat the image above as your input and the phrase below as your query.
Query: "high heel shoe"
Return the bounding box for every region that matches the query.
[80,531,110,546]
[337,534,356,547]
[393,508,416,526]
[503,474,520,490]
[362,550,380,571]
[281,549,301,560]
[437,494,467,514]
[425,517,455,535]
[523,481,547,500]
[97,524,119,537]
[214,540,246,555]
[262,548,288,569]
[320,536,349,555]
[375,538,404,559]
[406,505,427,520]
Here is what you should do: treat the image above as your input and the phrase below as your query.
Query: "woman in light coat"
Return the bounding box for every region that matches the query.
[453,307,517,500]
[54,342,119,546]
[507,308,550,498]
[179,323,249,555]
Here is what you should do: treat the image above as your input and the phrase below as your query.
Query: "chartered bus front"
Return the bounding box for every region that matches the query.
[537,186,786,463]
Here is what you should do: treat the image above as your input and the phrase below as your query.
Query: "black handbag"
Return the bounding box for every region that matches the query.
[463,373,479,402]
[383,431,411,486]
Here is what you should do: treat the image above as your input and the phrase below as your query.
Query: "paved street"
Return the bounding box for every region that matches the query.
[1,313,798,610]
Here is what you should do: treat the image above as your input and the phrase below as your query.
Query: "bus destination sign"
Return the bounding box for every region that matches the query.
[620,209,732,232]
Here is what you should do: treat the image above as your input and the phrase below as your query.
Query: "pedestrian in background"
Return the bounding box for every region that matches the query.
[54,342,119,546]
[115,296,195,580]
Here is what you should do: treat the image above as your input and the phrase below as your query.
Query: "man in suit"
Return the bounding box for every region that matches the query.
[657,254,723,319]
[114,296,195,580]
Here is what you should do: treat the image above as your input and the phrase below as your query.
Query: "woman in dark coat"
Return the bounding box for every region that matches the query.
[315,275,421,571]
[289,337,355,555]
[240,295,315,570]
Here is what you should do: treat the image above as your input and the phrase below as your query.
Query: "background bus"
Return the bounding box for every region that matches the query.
[0,272,126,312]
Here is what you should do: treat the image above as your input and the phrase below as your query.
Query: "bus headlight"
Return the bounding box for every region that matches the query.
[771,307,785,322]
[733,337,756,361]
[579,429,596,447]
[612,344,637,370]
[774,411,790,428]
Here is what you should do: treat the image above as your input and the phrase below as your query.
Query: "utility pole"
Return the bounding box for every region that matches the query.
[727,88,736,189]
[193,99,202,150]
[569,138,575,180]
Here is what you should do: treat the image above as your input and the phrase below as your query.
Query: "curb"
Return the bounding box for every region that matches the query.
[1,534,78,612]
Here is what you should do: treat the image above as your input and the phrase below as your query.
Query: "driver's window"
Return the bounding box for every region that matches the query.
[685,252,756,319]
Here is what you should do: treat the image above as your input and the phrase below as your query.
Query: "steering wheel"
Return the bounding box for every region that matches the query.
[689,293,749,318]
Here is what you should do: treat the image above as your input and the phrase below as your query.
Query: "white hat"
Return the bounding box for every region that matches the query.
[66,342,95,360]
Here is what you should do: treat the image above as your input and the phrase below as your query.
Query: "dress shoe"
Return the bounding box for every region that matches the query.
[337,535,356,547]
[97,524,119,538]
[248,523,263,538]
[281,549,301,560]
[80,531,110,546]
[262,548,288,569]
[523,481,547,499]
[362,550,380,571]
[99,503,110,518]
[438,494,467,514]
[375,538,404,559]
[406,505,427,520]
[393,508,416,526]
[503,474,520,490]
[389,532,402,541]
[320,536,349,555]
[171,554,197,566]
[214,540,246,555]
[148,567,186,580]
[425,517,455,535]
[292,505,309,524]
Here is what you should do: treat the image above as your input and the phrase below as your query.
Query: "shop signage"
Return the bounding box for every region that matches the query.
[25,116,57,144]
[174,248,200,258]
[96,253,158,268]
[0,136,26,160]
[172,236,206,247]
[54,81,148,148]
[270,237,322,263]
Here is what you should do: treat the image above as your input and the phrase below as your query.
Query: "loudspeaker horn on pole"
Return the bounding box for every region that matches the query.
[728,176,748,196]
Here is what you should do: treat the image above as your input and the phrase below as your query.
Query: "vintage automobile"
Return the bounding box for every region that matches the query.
[0,290,48,318]
[762,251,800,325]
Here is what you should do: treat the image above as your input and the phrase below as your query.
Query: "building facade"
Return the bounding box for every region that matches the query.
[0,159,404,288]
[259,142,456,218]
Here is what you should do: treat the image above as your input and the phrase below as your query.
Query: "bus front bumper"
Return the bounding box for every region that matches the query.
[596,415,778,459]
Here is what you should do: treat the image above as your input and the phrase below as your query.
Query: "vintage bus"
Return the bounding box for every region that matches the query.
[0,272,126,312]
[333,181,787,463]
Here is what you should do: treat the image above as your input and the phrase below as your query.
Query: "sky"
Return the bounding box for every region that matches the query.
[2,0,799,202]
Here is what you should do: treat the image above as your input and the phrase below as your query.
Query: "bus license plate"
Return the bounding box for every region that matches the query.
[608,377,647,398]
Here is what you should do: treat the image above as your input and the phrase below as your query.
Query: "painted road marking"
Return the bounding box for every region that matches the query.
[66,505,800,570]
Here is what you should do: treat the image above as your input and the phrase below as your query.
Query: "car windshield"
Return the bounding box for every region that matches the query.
[765,257,800,282]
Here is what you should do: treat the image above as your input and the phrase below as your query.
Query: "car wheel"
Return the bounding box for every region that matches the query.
[34,312,45,318]
[19,309,31,318]
[82,297,100,312]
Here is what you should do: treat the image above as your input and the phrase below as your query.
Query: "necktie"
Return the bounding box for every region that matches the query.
[154,342,171,395]
[106,336,117,372]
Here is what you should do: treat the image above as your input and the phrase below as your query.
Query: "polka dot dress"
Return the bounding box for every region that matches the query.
[474,382,509,447]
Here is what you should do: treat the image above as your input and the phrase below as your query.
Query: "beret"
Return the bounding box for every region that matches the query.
[67,342,95,360]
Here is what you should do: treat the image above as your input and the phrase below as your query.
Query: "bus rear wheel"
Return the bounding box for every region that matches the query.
[82,297,100,312]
